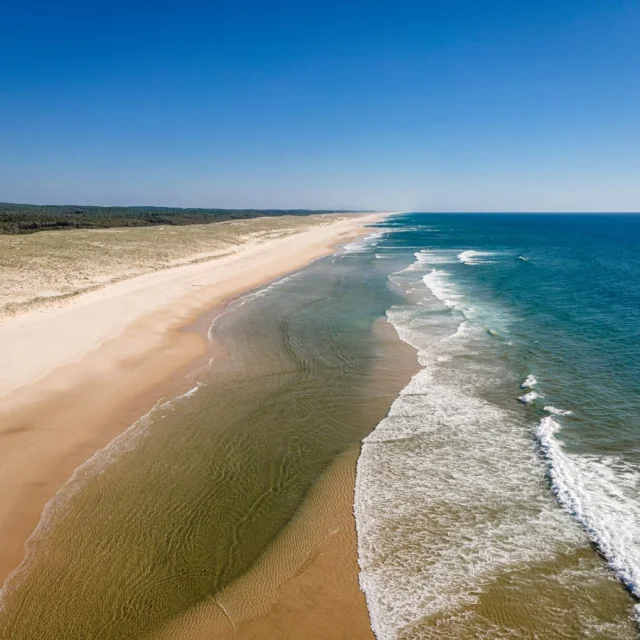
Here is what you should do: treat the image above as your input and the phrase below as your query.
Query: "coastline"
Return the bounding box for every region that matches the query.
[148,318,419,640]
[149,446,376,640]
[0,212,386,590]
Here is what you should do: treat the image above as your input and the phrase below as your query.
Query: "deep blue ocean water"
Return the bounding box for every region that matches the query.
[355,213,640,639]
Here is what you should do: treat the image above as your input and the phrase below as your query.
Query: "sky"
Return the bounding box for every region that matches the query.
[1,0,639,212]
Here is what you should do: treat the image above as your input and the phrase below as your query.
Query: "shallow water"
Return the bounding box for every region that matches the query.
[356,214,640,638]
[0,243,410,639]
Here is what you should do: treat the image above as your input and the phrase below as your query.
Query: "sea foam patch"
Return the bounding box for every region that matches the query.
[544,406,573,416]
[537,415,640,619]
[355,248,590,639]
[457,250,498,265]
[343,230,388,254]
[422,270,463,310]
[519,390,541,404]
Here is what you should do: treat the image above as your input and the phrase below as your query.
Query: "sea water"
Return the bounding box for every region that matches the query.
[355,213,640,638]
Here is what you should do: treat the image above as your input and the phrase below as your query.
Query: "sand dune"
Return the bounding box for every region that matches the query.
[0,214,353,321]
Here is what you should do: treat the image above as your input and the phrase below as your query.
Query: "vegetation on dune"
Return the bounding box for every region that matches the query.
[0,213,352,320]
[0,203,355,234]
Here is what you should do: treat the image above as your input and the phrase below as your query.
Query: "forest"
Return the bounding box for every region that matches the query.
[0,203,351,234]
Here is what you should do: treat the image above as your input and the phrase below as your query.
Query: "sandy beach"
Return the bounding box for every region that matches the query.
[0,212,385,599]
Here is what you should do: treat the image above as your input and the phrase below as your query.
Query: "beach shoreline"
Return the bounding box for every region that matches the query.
[0,212,387,591]
[144,317,419,640]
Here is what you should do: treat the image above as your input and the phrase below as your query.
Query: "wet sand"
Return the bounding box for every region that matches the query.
[149,320,419,640]
[0,213,384,588]
[151,448,375,640]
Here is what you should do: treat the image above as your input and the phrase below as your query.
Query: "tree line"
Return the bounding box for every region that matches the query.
[0,203,354,234]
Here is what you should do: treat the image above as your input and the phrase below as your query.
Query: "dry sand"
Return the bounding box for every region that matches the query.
[0,212,385,590]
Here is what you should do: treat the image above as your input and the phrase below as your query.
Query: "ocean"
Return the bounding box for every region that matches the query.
[355,213,640,638]
[1,213,639,639]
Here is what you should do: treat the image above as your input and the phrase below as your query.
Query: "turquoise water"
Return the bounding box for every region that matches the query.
[355,214,640,638]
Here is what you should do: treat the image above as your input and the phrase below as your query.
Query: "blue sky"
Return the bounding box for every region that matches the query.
[1,0,639,211]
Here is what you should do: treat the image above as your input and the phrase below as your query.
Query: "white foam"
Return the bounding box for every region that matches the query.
[402,249,459,271]
[342,230,388,254]
[401,251,515,343]
[342,240,367,252]
[536,416,640,618]
[355,256,589,639]
[457,250,497,265]
[422,270,463,310]
[521,374,538,389]
[356,365,585,638]
[519,391,541,404]
[395,226,421,233]
[393,249,514,345]
[544,406,573,416]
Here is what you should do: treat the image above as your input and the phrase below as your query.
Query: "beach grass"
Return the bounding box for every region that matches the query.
[0,213,348,321]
